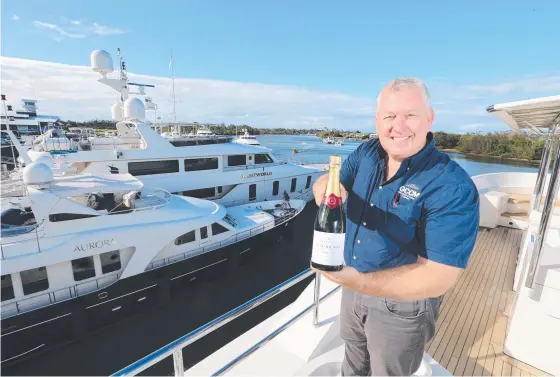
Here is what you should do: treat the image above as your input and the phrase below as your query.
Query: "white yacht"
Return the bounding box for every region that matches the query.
[0,161,305,365]
[233,128,261,146]
[6,49,326,207]
[113,95,560,377]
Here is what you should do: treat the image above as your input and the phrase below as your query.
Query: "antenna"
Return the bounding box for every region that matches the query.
[168,51,182,123]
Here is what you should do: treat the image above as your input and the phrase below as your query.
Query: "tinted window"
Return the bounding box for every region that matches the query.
[21,267,49,295]
[175,230,195,245]
[217,186,223,194]
[273,181,279,196]
[249,184,257,201]
[184,158,218,172]
[200,227,208,239]
[100,250,121,274]
[212,222,229,236]
[72,257,96,281]
[183,187,216,199]
[306,175,312,189]
[128,160,179,176]
[255,154,273,164]
[228,155,246,166]
[291,178,297,193]
[49,213,98,222]
[1,275,15,301]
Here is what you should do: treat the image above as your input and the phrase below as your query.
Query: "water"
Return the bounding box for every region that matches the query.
[257,135,539,176]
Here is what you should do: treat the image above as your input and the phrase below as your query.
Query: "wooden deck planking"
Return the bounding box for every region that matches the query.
[426,227,551,376]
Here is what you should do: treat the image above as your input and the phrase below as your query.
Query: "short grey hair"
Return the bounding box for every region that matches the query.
[376,77,432,110]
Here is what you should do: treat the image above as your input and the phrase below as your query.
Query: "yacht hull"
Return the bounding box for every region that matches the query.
[0,220,294,366]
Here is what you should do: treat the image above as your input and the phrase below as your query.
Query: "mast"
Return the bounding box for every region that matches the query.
[170,52,177,123]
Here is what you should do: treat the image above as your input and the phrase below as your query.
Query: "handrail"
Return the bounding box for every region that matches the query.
[1,272,119,319]
[146,201,305,271]
[213,280,339,376]
[112,269,317,376]
[525,133,560,288]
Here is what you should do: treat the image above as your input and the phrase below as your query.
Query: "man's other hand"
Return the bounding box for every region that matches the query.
[312,173,348,206]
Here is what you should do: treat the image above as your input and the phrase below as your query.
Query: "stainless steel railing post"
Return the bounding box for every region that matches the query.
[526,135,560,288]
[313,272,321,327]
[532,119,559,211]
[172,350,184,377]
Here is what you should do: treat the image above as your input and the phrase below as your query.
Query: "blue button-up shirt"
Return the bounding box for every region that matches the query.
[340,132,480,273]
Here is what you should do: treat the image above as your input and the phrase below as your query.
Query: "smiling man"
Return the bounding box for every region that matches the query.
[312,77,480,376]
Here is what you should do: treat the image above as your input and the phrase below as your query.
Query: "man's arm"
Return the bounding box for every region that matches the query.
[322,257,462,300]
[318,183,480,300]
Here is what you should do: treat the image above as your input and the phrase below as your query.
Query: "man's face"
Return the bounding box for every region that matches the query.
[375,86,434,161]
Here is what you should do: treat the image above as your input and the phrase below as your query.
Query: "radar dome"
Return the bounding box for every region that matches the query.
[23,162,54,186]
[123,98,145,121]
[111,103,123,121]
[91,50,114,75]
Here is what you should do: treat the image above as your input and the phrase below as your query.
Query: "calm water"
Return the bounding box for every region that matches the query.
[257,134,539,176]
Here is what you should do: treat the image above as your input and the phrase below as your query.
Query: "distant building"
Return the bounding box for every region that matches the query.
[369,133,378,139]
[0,98,61,136]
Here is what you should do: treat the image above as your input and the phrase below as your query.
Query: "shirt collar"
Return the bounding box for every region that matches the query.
[375,132,435,169]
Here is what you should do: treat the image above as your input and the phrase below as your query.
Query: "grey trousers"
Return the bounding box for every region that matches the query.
[340,288,442,376]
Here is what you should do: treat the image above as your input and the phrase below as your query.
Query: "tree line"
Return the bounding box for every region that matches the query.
[433,131,546,161]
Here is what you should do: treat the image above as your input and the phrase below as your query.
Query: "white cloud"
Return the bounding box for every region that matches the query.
[32,19,125,40]
[12,15,20,21]
[91,22,126,35]
[1,56,559,132]
[33,20,86,39]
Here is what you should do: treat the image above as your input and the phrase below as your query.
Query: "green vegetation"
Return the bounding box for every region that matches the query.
[434,131,545,161]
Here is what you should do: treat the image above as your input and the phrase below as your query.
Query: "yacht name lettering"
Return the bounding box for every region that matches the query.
[74,239,116,252]
[240,172,272,179]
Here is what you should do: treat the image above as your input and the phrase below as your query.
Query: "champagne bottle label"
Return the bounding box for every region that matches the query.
[323,193,342,209]
[311,230,345,266]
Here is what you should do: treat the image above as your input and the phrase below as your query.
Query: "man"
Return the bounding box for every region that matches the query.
[312,77,480,376]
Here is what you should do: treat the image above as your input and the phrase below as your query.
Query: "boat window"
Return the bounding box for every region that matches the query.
[228,155,246,167]
[100,250,121,274]
[1,275,15,302]
[72,257,96,281]
[200,226,208,239]
[49,213,99,222]
[223,214,237,228]
[170,140,197,147]
[21,267,49,295]
[175,230,195,246]
[212,222,229,236]
[249,184,257,201]
[255,154,273,164]
[291,178,297,193]
[128,160,179,176]
[273,181,279,196]
[305,175,312,189]
[183,187,216,199]
[217,186,223,194]
[184,157,218,172]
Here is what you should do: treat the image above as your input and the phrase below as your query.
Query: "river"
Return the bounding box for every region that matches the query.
[257,134,539,176]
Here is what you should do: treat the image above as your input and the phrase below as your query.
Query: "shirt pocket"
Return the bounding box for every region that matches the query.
[382,200,416,246]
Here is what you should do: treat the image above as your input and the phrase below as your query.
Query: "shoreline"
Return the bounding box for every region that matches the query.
[440,149,541,166]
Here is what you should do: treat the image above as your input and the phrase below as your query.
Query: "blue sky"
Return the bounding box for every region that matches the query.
[2,1,560,132]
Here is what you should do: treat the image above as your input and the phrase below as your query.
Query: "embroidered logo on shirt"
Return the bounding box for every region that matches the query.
[398,184,421,200]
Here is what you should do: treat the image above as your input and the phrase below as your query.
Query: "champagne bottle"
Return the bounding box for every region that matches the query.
[311,155,346,271]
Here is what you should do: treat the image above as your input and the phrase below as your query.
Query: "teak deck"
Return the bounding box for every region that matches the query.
[426,226,551,376]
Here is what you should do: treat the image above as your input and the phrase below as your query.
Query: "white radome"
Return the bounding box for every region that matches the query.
[23,162,54,186]
[123,98,146,121]
[91,49,114,75]
[112,103,123,121]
